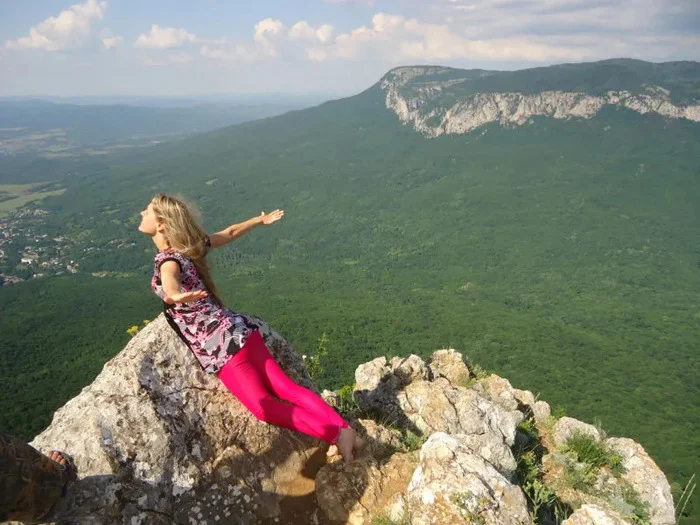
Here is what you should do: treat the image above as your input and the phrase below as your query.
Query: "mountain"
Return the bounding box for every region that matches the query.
[1,59,698,523]
[380,60,700,136]
[26,314,675,525]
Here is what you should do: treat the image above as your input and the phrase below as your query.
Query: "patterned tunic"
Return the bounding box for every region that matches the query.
[151,239,259,374]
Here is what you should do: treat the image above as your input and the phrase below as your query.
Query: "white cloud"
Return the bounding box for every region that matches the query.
[102,35,122,49]
[254,18,284,57]
[289,21,335,43]
[325,13,587,62]
[5,0,107,51]
[134,25,197,49]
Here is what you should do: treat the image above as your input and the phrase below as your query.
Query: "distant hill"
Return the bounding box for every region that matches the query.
[0,98,316,152]
[1,59,699,523]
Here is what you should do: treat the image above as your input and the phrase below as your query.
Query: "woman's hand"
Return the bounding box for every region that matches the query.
[260,209,284,225]
[165,290,209,304]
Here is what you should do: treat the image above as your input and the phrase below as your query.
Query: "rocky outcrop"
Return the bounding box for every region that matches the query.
[381,66,700,137]
[401,432,530,525]
[605,438,675,525]
[22,313,676,525]
[28,314,323,525]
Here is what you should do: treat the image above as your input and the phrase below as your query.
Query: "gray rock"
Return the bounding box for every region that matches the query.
[562,504,634,525]
[405,433,530,525]
[552,417,601,448]
[427,349,470,386]
[29,314,322,525]
[315,453,417,524]
[532,400,552,423]
[389,355,430,386]
[472,375,519,411]
[605,438,675,525]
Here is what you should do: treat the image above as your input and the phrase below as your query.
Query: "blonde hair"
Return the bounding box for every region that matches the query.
[150,193,225,307]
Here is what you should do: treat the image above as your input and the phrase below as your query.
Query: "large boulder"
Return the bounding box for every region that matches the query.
[426,349,470,385]
[605,438,675,525]
[354,352,518,480]
[315,453,418,524]
[401,433,530,525]
[29,314,324,525]
[551,417,602,447]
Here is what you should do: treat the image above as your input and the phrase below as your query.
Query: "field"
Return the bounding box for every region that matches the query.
[0,183,66,217]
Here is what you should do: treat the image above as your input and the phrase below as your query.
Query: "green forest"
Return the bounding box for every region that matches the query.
[1,65,699,522]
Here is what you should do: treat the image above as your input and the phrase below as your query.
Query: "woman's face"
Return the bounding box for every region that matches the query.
[138,202,162,236]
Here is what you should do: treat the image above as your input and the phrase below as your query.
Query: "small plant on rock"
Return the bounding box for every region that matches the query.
[563,431,625,476]
[514,419,571,524]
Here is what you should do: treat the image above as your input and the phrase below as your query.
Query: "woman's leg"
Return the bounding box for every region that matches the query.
[217,331,347,444]
[243,331,348,429]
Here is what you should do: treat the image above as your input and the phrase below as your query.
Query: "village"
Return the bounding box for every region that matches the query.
[0,207,81,286]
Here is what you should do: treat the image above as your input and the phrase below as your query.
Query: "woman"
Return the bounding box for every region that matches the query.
[138,193,359,463]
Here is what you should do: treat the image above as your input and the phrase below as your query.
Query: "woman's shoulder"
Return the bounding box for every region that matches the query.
[154,249,192,270]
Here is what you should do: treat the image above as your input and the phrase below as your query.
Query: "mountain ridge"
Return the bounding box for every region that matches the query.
[377,60,700,137]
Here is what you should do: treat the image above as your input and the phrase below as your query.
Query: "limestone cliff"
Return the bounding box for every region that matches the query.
[19,314,675,525]
[380,65,700,137]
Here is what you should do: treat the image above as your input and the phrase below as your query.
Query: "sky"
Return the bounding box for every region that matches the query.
[0,0,698,97]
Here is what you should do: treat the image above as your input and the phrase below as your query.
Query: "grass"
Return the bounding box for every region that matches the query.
[557,430,652,525]
[371,511,411,525]
[562,432,625,475]
[514,419,571,524]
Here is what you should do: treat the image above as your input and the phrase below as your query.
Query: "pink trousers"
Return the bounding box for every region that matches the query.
[217,330,348,444]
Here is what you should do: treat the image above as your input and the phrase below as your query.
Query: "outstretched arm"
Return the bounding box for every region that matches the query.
[160,260,208,304]
[209,209,284,249]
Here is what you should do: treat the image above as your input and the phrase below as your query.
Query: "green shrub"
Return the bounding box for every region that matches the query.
[563,432,625,475]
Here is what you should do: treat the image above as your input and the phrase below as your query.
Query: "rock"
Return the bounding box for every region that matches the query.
[354,354,518,481]
[389,355,430,386]
[552,417,601,448]
[355,356,391,393]
[355,418,405,459]
[315,453,417,524]
[427,349,470,385]
[532,400,552,423]
[381,66,700,138]
[511,389,551,424]
[513,388,536,406]
[605,438,675,525]
[398,379,517,456]
[563,504,634,524]
[472,375,519,411]
[29,314,324,525]
[321,389,340,408]
[404,433,530,525]
[16,310,677,525]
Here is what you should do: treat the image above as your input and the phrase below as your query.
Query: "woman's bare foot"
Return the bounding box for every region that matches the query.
[337,427,356,464]
[48,451,67,466]
[353,433,365,452]
[326,444,339,457]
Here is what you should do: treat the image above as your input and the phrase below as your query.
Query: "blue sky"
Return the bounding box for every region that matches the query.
[1,0,698,97]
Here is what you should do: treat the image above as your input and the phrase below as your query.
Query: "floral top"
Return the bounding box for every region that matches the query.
[151,238,259,374]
